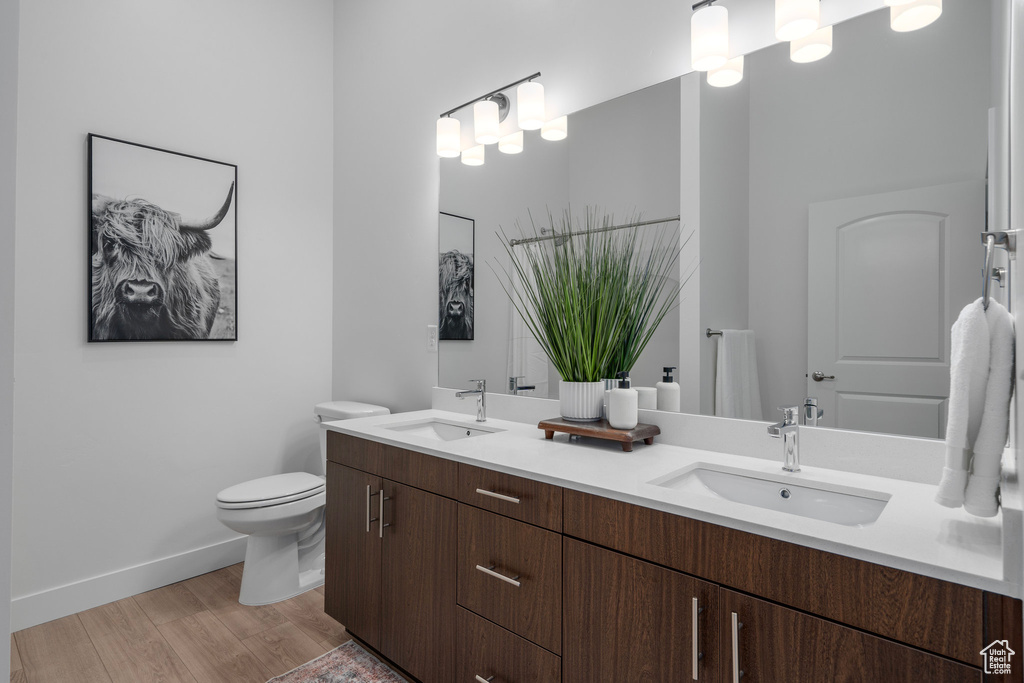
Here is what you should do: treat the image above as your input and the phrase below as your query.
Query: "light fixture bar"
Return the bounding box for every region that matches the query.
[691,0,717,10]
[440,72,542,119]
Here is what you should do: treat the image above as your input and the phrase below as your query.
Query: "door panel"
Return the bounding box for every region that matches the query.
[324,463,381,649]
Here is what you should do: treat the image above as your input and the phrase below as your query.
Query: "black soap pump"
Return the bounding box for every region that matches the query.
[656,366,680,412]
[608,371,638,430]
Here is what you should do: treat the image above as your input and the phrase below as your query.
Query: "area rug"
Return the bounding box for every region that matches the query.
[267,640,406,682]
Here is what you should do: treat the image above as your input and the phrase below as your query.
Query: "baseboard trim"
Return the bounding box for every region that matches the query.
[10,536,247,632]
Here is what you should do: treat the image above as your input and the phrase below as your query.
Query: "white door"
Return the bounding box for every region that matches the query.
[807,181,983,438]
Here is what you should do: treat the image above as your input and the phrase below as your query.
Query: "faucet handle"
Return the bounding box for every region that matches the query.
[469,379,486,390]
[777,406,800,425]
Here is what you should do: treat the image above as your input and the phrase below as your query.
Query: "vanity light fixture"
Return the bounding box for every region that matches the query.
[690,1,729,72]
[499,130,524,154]
[461,144,485,166]
[790,25,833,63]
[436,72,543,158]
[775,0,820,42]
[884,0,917,5]
[541,116,568,141]
[473,99,501,145]
[707,55,744,87]
[890,0,941,32]
[436,117,461,158]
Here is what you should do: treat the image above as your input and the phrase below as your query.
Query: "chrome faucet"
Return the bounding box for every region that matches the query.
[801,397,824,426]
[456,379,487,422]
[508,376,536,396]
[767,406,800,472]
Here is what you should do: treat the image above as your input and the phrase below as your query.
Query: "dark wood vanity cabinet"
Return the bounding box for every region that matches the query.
[325,433,1021,683]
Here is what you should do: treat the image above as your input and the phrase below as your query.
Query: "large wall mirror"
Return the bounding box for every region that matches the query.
[439,0,1010,440]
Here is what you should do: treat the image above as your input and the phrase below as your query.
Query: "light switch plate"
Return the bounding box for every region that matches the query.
[426,324,438,352]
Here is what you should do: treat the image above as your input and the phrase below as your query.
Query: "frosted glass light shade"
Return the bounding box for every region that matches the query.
[498,130,524,154]
[517,82,545,130]
[474,100,500,145]
[707,56,744,87]
[691,5,729,72]
[890,0,941,31]
[775,0,819,41]
[790,25,832,63]
[885,0,917,6]
[436,117,461,158]
[541,116,568,141]
[461,144,485,166]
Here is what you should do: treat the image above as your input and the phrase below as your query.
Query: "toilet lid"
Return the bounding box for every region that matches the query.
[216,472,326,509]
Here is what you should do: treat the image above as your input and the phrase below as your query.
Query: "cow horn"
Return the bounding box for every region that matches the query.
[92,194,115,217]
[179,182,235,232]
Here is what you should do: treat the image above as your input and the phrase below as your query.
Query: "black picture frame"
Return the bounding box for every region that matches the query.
[438,211,475,341]
[88,134,238,342]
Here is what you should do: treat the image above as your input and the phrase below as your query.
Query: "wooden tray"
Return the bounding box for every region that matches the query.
[538,417,660,452]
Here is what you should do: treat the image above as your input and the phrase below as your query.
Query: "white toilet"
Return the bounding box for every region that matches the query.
[215,400,390,605]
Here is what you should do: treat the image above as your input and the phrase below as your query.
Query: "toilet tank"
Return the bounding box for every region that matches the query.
[314,401,390,475]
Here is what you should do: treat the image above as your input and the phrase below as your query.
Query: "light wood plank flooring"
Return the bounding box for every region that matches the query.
[10,564,351,683]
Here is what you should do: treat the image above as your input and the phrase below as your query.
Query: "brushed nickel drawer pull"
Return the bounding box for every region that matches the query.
[475,676,494,683]
[365,486,380,532]
[731,612,743,682]
[475,488,521,504]
[379,493,390,538]
[476,564,521,587]
[692,597,705,680]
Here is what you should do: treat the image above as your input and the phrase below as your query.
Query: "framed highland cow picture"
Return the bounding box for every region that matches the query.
[88,134,238,342]
[438,212,474,341]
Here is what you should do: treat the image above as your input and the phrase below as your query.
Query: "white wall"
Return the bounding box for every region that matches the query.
[12,0,335,629]
[0,0,18,671]
[746,3,991,414]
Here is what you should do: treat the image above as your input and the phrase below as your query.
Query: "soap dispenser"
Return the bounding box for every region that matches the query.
[656,366,680,412]
[608,371,639,430]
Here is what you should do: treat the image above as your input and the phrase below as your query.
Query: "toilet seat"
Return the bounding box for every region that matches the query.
[216,472,326,510]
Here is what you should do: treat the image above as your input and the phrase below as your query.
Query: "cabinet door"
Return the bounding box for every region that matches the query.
[324,463,382,650]
[563,538,720,683]
[721,589,981,683]
[381,480,457,683]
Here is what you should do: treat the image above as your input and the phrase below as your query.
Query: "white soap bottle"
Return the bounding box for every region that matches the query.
[656,366,681,412]
[608,372,638,430]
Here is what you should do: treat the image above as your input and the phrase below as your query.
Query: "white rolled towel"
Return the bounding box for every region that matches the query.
[936,299,990,508]
[964,299,1014,517]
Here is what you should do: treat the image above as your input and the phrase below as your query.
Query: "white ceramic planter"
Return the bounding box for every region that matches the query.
[559,380,605,422]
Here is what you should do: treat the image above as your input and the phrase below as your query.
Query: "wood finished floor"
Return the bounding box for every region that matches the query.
[10,564,357,683]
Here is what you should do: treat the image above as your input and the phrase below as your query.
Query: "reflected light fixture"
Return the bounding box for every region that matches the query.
[884,0,917,5]
[461,144,485,166]
[474,99,500,145]
[499,130,524,154]
[707,56,744,87]
[890,0,942,32]
[690,1,729,72]
[517,80,545,130]
[541,116,568,141]
[790,25,832,63]
[775,0,819,42]
[436,117,460,158]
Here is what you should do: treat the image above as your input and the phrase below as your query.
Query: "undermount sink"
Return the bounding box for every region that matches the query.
[384,418,504,442]
[648,464,890,527]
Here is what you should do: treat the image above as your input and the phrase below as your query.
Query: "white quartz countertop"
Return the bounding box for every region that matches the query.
[322,409,1012,596]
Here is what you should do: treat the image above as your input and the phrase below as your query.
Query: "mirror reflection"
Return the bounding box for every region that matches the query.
[439,0,1002,440]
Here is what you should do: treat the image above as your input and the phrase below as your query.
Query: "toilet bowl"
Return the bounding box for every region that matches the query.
[215,400,389,605]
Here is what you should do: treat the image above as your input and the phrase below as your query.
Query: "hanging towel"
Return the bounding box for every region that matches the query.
[964,299,1015,517]
[715,330,763,420]
[935,299,990,507]
[506,245,549,397]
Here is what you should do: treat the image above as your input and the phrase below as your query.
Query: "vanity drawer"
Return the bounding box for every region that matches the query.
[459,463,562,531]
[458,504,562,654]
[327,432,457,498]
[457,607,560,683]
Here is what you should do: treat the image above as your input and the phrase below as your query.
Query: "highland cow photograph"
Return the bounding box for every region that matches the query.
[88,134,237,342]
[438,212,474,341]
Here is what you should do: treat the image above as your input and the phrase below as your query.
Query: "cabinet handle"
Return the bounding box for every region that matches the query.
[475,488,521,504]
[692,597,705,680]
[474,677,494,683]
[731,612,743,683]
[475,564,521,588]
[379,492,390,538]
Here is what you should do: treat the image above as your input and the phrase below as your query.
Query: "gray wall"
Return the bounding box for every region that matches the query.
[0,0,17,671]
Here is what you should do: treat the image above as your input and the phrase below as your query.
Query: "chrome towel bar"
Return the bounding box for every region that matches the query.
[981,231,1016,311]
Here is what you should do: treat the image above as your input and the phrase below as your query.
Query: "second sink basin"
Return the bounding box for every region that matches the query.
[384,418,504,442]
[648,463,890,527]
